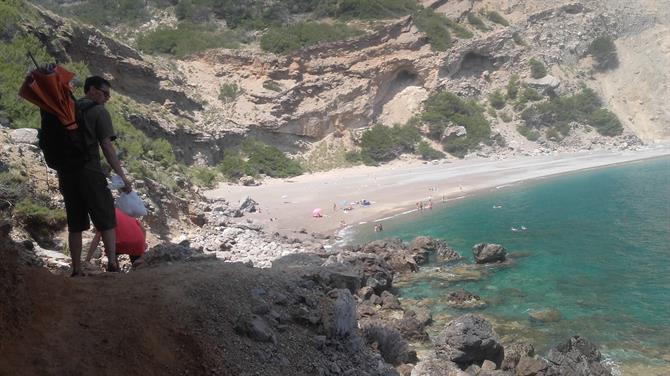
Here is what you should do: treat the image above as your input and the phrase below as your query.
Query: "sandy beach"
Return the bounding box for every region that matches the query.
[205,145,670,238]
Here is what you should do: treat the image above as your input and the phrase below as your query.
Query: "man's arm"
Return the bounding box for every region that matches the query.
[100,137,132,192]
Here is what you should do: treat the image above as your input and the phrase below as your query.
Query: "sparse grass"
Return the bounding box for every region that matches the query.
[13,198,67,232]
[512,31,527,46]
[187,165,219,188]
[517,125,540,141]
[262,80,282,92]
[219,83,243,103]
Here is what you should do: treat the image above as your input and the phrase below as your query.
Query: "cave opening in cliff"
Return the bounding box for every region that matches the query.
[372,68,421,121]
[454,52,497,78]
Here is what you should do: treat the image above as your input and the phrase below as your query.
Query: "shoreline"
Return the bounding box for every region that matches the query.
[205,145,670,241]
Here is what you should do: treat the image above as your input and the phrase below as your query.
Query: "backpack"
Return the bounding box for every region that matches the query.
[38,100,97,172]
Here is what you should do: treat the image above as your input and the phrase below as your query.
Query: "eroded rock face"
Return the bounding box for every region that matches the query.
[472,243,507,264]
[545,336,612,376]
[409,236,462,264]
[435,314,504,368]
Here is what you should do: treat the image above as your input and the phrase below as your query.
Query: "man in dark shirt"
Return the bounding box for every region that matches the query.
[59,76,131,276]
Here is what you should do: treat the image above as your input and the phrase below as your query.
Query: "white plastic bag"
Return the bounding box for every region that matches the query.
[116,191,148,217]
[108,175,125,190]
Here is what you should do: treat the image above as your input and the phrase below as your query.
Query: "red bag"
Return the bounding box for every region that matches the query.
[114,208,146,256]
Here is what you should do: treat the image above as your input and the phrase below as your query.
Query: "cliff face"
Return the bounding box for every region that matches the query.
[25,0,670,162]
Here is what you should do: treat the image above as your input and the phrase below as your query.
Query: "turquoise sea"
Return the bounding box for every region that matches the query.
[349,157,670,373]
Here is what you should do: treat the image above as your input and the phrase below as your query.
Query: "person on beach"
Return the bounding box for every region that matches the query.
[60,76,131,276]
[86,208,146,266]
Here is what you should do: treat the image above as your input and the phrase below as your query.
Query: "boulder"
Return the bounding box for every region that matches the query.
[361,238,418,273]
[409,236,461,264]
[411,356,468,376]
[526,74,561,94]
[134,242,207,268]
[545,336,612,376]
[238,196,258,213]
[380,290,402,310]
[501,342,535,371]
[234,314,277,344]
[472,243,507,264]
[435,314,504,368]
[240,175,258,186]
[529,308,562,323]
[9,128,38,145]
[515,356,554,376]
[322,289,357,339]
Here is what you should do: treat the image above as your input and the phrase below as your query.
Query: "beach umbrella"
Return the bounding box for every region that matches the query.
[312,208,322,217]
[19,54,78,129]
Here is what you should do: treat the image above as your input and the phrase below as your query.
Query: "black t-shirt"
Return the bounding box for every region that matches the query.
[76,98,117,174]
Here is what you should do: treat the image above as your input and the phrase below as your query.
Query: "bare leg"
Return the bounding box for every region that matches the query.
[85,232,102,262]
[69,231,83,276]
[100,228,118,271]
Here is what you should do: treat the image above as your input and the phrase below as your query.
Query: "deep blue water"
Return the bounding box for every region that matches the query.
[350,157,670,369]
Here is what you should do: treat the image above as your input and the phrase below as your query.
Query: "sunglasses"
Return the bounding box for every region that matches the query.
[95,86,111,98]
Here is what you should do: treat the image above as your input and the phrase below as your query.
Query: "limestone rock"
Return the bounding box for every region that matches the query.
[9,129,38,145]
[545,336,612,376]
[472,243,507,264]
[435,314,504,368]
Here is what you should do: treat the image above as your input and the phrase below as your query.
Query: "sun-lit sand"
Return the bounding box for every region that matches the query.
[205,145,670,238]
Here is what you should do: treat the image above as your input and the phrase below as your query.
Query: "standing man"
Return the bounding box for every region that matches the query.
[59,76,131,276]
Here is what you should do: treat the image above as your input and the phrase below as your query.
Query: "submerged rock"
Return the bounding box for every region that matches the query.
[446,289,487,309]
[529,308,562,323]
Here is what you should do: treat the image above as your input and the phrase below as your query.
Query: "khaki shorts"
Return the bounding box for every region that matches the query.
[58,169,116,232]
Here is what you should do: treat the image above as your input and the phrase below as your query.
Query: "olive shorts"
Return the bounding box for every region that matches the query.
[58,169,116,232]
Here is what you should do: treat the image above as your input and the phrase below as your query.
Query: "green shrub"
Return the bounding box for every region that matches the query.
[263,80,282,92]
[512,31,526,46]
[13,198,66,231]
[242,140,303,178]
[589,108,623,136]
[444,17,473,39]
[486,11,509,26]
[506,74,520,99]
[137,23,240,58]
[326,0,418,20]
[260,21,362,54]
[520,87,622,137]
[413,8,452,51]
[546,128,561,141]
[500,112,512,122]
[466,12,488,31]
[517,125,539,141]
[416,141,445,160]
[358,123,420,164]
[217,152,248,180]
[520,87,543,102]
[488,90,506,109]
[219,83,243,103]
[529,58,547,79]
[187,166,218,188]
[589,35,618,70]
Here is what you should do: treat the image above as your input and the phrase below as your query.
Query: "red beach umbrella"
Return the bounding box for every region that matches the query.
[19,56,78,129]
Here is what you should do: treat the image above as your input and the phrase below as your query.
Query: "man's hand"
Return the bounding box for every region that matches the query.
[121,176,132,193]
